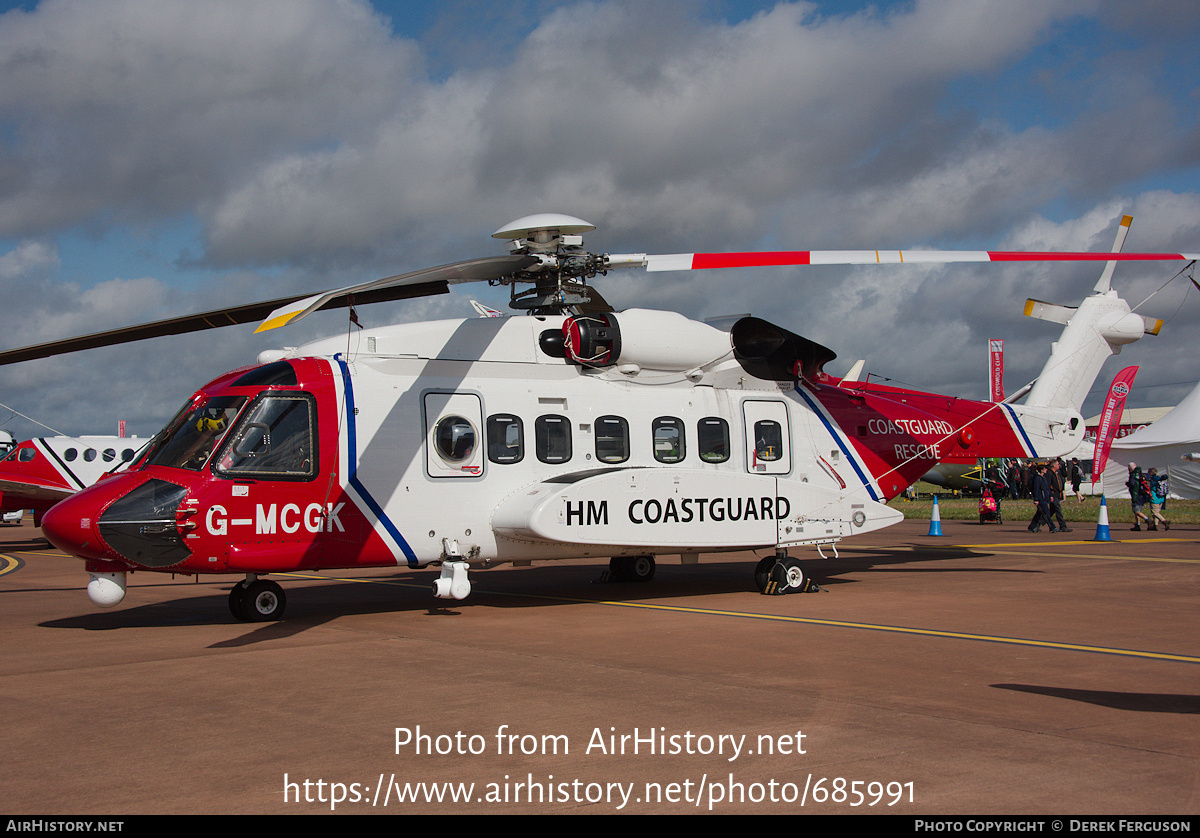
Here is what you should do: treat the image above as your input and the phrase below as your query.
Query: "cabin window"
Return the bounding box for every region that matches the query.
[121,449,135,462]
[214,393,317,480]
[535,414,572,464]
[753,420,784,462]
[486,414,524,464]
[17,447,35,462]
[652,416,685,463]
[697,417,730,463]
[595,415,629,463]
[432,415,477,464]
[102,448,116,462]
[64,448,78,462]
[83,449,97,462]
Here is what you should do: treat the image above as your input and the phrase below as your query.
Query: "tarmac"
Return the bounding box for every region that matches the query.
[0,511,1197,815]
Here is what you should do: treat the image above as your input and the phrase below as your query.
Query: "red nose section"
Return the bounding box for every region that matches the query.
[41,486,115,562]
[43,475,193,569]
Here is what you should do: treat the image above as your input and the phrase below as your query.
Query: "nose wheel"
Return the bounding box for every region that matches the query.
[229,578,287,621]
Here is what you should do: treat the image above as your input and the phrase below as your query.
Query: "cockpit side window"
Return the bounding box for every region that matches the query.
[214,393,317,480]
[147,396,248,471]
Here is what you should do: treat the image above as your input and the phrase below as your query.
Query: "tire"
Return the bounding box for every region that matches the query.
[754,556,776,593]
[228,582,249,621]
[610,555,655,583]
[242,579,286,621]
[628,555,655,582]
[780,557,805,590]
[609,556,630,582]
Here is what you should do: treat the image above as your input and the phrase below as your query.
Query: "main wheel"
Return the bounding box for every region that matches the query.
[241,579,286,621]
[754,556,776,593]
[610,555,656,582]
[609,556,630,582]
[779,557,805,590]
[757,555,806,594]
[228,582,249,621]
[627,554,655,582]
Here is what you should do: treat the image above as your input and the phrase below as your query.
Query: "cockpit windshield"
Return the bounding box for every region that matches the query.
[145,396,248,471]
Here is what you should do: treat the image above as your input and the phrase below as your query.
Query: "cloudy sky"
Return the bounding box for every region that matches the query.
[0,0,1198,441]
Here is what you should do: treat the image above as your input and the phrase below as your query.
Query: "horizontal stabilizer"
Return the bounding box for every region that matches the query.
[1023,299,1075,325]
[1024,298,1161,337]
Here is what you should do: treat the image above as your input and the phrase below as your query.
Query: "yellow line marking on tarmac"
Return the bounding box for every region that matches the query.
[955,538,1188,548]
[983,551,1199,564]
[863,541,1200,564]
[0,554,22,576]
[274,571,1200,665]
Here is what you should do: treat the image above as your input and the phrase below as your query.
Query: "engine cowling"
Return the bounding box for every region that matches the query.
[560,309,732,371]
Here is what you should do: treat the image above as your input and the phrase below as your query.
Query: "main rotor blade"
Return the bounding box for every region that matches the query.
[641,250,1200,271]
[0,280,450,367]
[255,255,536,332]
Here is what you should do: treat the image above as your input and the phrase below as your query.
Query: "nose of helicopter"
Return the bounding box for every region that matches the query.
[42,476,192,568]
[41,485,114,562]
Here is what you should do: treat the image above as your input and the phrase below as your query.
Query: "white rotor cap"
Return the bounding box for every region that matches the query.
[492,214,596,240]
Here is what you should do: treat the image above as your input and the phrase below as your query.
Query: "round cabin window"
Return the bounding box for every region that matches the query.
[433,415,476,463]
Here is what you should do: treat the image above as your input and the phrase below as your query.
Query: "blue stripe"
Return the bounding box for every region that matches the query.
[335,357,418,566]
[1001,405,1038,458]
[792,386,880,501]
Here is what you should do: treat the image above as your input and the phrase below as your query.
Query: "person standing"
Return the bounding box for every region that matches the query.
[1126,463,1151,531]
[1148,467,1169,531]
[1028,463,1055,533]
[1069,457,1084,502]
[1048,460,1071,532]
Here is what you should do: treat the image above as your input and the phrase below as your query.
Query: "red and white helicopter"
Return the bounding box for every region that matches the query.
[11,213,1193,621]
[0,434,148,525]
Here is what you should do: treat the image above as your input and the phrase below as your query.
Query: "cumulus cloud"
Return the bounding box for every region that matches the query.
[0,238,58,278]
[0,0,417,235]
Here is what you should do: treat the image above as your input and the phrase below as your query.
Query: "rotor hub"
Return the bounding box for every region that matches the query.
[491,215,610,314]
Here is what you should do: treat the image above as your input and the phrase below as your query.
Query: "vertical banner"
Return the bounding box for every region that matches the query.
[1092,366,1139,478]
[988,339,1004,402]
[118,420,126,438]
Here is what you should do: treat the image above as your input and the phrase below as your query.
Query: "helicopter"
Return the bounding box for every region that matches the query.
[19,213,1195,621]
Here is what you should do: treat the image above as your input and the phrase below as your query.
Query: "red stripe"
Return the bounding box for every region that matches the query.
[986,251,1187,261]
[691,251,812,269]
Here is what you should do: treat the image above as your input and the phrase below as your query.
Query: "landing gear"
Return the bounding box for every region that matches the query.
[609,554,656,583]
[755,553,812,595]
[229,577,287,621]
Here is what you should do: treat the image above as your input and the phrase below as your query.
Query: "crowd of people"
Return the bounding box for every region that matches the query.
[978,457,1170,533]
[984,458,1085,504]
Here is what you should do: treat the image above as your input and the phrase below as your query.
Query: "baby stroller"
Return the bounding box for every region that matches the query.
[979,486,1003,524]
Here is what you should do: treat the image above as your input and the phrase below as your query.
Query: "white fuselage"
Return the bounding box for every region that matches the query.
[282,314,900,567]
